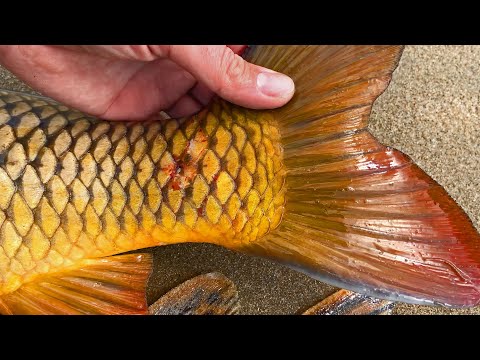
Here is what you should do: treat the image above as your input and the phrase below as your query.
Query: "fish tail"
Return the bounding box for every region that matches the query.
[239,45,480,307]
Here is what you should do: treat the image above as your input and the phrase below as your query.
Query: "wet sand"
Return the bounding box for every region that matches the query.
[1,45,478,314]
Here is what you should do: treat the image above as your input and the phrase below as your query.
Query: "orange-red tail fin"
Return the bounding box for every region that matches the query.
[240,45,480,307]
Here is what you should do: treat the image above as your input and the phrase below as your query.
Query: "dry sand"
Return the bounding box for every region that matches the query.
[0,45,478,314]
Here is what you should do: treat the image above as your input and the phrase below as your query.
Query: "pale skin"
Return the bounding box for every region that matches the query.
[0,45,295,120]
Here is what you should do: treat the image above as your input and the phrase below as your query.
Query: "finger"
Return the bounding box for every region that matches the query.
[227,45,248,55]
[166,94,203,118]
[189,81,215,106]
[168,45,295,110]
[101,58,197,120]
[56,45,171,61]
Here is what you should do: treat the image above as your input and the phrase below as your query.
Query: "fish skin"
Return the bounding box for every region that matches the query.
[0,91,286,296]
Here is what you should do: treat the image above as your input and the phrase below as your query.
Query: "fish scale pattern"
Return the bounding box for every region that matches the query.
[0,91,286,294]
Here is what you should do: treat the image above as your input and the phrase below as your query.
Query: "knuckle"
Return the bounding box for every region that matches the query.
[217,50,248,95]
[129,45,169,61]
[130,46,155,60]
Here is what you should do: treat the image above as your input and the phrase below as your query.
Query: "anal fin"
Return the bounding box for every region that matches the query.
[148,272,240,315]
[0,253,152,315]
[303,289,394,315]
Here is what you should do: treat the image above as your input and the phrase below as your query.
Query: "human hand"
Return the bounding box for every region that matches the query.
[0,45,295,120]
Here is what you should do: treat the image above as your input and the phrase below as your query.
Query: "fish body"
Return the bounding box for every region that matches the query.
[0,45,479,314]
[0,92,285,294]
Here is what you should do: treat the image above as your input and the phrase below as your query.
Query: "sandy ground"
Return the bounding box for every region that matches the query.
[0,45,478,315]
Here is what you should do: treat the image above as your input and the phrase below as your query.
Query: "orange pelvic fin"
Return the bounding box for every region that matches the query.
[0,253,152,315]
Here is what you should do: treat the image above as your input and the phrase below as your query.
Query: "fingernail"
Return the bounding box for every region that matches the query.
[257,72,294,98]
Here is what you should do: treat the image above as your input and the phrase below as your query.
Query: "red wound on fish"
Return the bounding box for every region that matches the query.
[240,45,480,307]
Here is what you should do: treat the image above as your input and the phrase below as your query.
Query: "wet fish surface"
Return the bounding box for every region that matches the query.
[0,46,479,314]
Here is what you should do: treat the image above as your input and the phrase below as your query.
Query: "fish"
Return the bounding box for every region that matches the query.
[302,289,394,315]
[148,272,239,315]
[0,45,479,314]
[150,274,389,316]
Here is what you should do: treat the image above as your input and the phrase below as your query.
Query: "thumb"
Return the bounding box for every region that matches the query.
[167,45,295,109]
